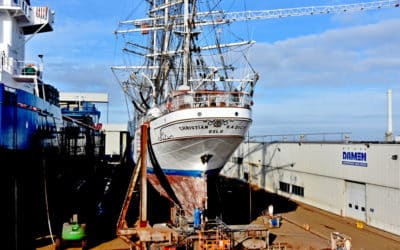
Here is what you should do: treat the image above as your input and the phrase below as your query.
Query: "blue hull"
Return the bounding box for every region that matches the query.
[0,83,63,151]
[147,167,222,177]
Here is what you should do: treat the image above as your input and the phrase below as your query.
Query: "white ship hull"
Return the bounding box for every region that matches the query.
[134,105,252,214]
[149,106,252,176]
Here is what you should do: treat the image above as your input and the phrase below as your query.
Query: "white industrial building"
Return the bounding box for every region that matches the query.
[59,92,130,162]
[221,139,400,236]
[102,123,129,162]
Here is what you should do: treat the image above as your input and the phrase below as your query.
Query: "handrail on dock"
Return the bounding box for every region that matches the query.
[247,132,352,143]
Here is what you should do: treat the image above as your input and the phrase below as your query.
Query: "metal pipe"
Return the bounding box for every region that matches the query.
[386,89,393,141]
[140,122,149,226]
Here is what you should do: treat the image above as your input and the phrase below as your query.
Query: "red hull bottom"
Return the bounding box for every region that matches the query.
[147,173,207,217]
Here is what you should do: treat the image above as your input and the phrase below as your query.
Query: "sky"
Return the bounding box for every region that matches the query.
[26,0,400,141]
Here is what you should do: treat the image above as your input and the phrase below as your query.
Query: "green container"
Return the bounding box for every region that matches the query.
[22,66,37,75]
[61,222,86,241]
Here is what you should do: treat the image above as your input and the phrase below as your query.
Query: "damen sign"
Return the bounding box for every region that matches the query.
[342,151,368,167]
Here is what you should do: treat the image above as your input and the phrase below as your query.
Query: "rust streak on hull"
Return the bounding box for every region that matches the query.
[147,173,206,216]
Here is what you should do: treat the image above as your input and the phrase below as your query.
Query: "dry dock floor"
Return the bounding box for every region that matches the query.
[264,201,400,249]
[38,200,400,250]
[36,174,400,250]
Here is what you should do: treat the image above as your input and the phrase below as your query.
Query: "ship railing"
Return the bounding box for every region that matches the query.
[163,90,253,113]
[29,6,54,29]
[247,132,353,143]
[5,0,54,30]
[4,0,30,19]
[1,49,13,73]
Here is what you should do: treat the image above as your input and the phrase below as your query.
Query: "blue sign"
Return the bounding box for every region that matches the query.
[342,151,367,167]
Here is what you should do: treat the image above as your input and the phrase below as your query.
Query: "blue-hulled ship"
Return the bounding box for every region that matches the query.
[1,2,112,249]
[1,1,58,250]
[1,1,63,249]
[0,0,62,151]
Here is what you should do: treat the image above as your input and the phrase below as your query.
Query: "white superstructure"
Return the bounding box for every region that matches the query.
[102,123,129,161]
[1,0,54,92]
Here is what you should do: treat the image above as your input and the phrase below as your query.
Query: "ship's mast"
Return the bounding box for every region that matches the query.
[152,0,158,81]
[148,0,158,107]
[162,0,170,65]
[183,0,190,87]
[162,0,170,98]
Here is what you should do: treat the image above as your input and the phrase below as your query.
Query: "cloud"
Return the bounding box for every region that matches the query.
[248,18,400,88]
[244,18,400,140]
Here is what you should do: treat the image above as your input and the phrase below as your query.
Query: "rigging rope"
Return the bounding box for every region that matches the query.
[147,126,182,208]
[123,92,132,120]
[42,151,55,245]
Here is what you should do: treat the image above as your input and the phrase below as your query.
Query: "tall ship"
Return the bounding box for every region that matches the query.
[112,0,258,216]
